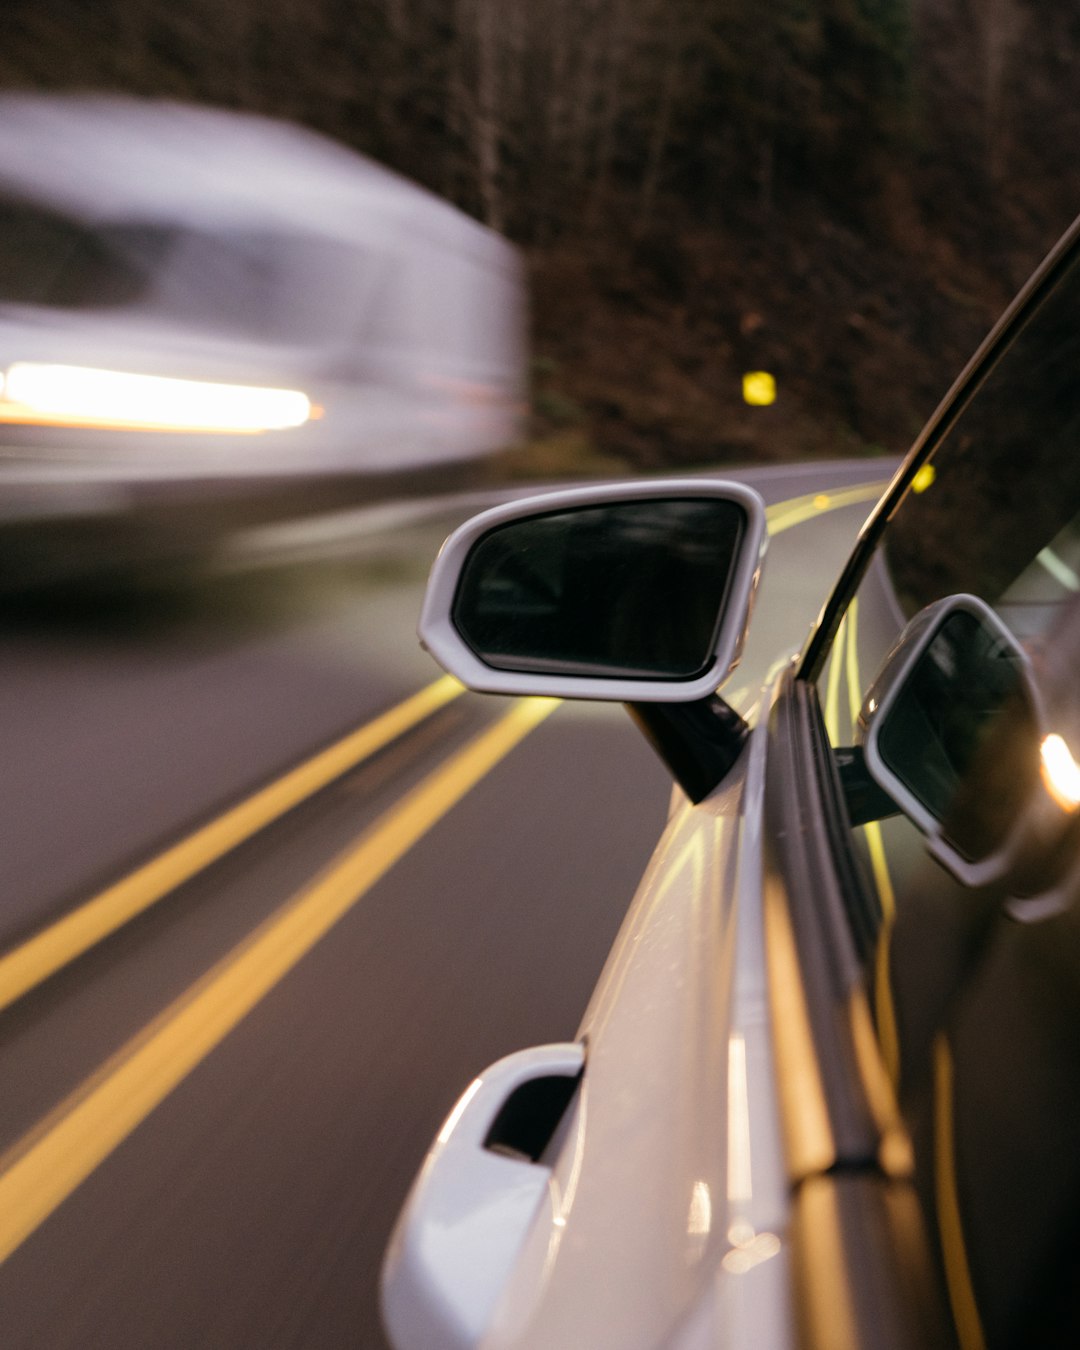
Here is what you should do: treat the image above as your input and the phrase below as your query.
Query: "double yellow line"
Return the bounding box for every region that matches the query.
[1,476,888,1017]
[0,690,558,1262]
[765,480,885,535]
[0,673,466,1015]
[0,474,887,1267]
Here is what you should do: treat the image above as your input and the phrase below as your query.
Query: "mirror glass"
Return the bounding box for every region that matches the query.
[876,609,1040,862]
[452,497,746,681]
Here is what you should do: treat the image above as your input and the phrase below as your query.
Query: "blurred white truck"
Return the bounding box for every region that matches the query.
[0,95,527,581]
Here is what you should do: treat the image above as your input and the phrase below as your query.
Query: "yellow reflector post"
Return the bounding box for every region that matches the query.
[1,363,311,434]
[742,372,776,407]
[912,463,936,494]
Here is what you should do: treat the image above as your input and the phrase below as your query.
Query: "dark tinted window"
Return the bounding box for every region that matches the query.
[885,256,1080,636]
[818,236,1080,1349]
[0,198,156,308]
[0,197,360,342]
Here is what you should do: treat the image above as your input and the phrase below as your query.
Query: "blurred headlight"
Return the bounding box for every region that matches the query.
[0,363,311,433]
[1041,733,1080,812]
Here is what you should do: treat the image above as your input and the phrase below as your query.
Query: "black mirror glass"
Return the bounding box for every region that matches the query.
[452,497,746,681]
[877,609,1039,862]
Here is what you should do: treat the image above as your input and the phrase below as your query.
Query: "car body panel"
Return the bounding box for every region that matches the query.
[385,710,795,1349]
[387,202,1080,1350]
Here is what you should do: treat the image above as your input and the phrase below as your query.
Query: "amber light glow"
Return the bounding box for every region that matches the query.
[0,362,311,434]
[742,371,776,406]
[1041,734,1080,811]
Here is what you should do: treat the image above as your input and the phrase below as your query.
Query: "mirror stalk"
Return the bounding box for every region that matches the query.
[834,746,901,827]
[627,696,749,804]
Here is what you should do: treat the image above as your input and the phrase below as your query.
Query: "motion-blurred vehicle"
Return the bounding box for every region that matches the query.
[0,95,525,583]
[382,212,1080,1349]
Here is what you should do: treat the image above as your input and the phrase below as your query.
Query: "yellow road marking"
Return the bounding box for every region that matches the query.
[865,827,900,1087]
[823,613,848,744]
[764,870,835,1179]
[933,1035,986,1350]
[765,481,886,535]
[838,598,901,1088]
[0,695,559,1265]
[1,479,886,1016]
[843,595,862,737]
[0,675,465,1014]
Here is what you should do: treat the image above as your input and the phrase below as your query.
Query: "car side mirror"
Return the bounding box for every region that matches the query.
[420,479,767,703]
[858,594,1045,887]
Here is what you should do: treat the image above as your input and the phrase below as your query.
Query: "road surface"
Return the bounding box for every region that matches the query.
[0,458,894,1348]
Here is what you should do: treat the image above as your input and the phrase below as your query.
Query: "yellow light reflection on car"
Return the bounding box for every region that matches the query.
[912,463,936,493]
[742,371,776,406]
[0,363,311,434]
[1041,734,1080,811]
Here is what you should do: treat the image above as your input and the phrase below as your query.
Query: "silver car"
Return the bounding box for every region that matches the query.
[383,213,1080,1349]
[0,95,525,582]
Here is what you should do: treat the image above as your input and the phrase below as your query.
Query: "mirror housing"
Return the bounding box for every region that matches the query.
[858,594,1044,887]
[419,479,767,703]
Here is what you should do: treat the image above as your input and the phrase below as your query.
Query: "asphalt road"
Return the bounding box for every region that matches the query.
[0,457,895,1349]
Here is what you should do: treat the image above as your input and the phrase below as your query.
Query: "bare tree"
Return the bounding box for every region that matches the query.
[975,0,1024,182]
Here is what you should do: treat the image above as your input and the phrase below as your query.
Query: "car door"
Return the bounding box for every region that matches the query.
[384,212,1080,1350]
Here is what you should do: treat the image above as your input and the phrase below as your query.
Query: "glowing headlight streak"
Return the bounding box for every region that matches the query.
[0,363,311,434]
[1041,734,1080,812]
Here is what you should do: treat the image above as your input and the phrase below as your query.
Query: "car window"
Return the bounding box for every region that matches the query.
[816,239,1080,1348]
[139,225,367,344]
[0,196,365,344]
[0,196,156,309]
[884,258,1080,641]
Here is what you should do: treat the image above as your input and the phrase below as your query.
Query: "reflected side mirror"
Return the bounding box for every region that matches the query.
[856,594,1080,900]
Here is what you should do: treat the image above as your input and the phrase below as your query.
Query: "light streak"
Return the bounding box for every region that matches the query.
[0,363,311,434]
[1041,733,1080,810]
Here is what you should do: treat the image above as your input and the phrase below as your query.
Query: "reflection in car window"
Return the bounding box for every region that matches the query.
[885,252,1080,639]
[817,237,1080,1350]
